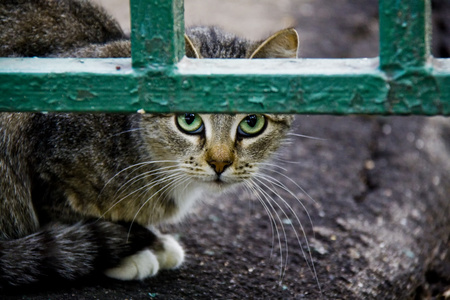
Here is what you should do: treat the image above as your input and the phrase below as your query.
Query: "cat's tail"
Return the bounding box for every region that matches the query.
[0,220,156,288]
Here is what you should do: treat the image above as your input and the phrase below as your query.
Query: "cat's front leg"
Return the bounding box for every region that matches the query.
[104,232,184,280]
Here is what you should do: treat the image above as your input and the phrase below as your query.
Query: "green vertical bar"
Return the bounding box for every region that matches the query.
[130,0,185,68]
[379,0,431,71]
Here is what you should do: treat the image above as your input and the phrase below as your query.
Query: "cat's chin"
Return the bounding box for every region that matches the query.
[204,178,238,192]
[211,179,229,188]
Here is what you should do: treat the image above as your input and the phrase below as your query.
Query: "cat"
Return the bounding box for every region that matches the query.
[0,0,299,288]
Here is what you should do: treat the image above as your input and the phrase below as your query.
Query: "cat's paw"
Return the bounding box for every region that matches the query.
[103,234,183,280]
[104,249,159,280]
[155,234,184,270]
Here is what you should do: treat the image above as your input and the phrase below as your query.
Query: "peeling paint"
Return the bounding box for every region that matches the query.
[248,96,265,104]
[379,0,430,71]
[130,0,184,67]
[71,90,96,102]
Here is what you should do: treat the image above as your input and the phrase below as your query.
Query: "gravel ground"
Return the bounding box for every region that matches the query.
[4,0,450,299]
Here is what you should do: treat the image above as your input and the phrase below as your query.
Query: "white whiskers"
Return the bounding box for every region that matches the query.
[244,180,289,280]
[246,163,322,293]
[126,174,192,239]
[98,160,180,200]
[112,128,145,137]
[287,132,327,141]
[97,160,181,220]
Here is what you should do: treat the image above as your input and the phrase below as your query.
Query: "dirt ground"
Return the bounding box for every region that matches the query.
[4,0,450,299]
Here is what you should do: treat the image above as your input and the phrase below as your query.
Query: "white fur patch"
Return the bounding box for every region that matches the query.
[103,234,184,281]
[155,234,185,269]
[104,249,159,280]
[169,184,205,223]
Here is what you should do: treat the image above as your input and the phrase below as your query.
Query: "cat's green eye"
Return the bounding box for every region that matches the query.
[238,114,266,137]
[176,113,204,134]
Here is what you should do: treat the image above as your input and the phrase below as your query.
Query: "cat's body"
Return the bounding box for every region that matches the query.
[0,0,298,287]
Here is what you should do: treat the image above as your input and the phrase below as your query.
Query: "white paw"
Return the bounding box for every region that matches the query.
[155,234,185,270]
[104,249,159,280]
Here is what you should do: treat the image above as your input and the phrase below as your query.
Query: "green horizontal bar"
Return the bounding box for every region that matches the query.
[0,57,449,115]
[0,58,139,112]
[379,0,431,71]
[130,0,184,67]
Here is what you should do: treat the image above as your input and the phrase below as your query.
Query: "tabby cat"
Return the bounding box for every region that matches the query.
[0,0,298,287]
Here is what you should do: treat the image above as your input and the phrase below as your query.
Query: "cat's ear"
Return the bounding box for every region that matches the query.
[185,34,201,58]
[249,28,299,59]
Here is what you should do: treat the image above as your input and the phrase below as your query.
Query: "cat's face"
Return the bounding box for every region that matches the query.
[142,113,293,190]
[153,27,298,192]
[136,113,293,222]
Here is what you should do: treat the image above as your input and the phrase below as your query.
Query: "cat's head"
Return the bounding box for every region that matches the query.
[137,28,298,222]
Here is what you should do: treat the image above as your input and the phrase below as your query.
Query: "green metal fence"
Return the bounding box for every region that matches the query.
[0,0,448,115]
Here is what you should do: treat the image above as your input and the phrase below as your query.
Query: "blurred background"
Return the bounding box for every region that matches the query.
[93,0,449,59]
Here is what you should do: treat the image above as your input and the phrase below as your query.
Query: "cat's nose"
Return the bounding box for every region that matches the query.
[207,144,234,175]
[208,160,232,175]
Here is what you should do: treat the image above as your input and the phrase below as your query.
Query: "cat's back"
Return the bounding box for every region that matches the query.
[0,0,125,57]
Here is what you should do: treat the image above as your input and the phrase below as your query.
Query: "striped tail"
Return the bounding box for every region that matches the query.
[0,220,156,288]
